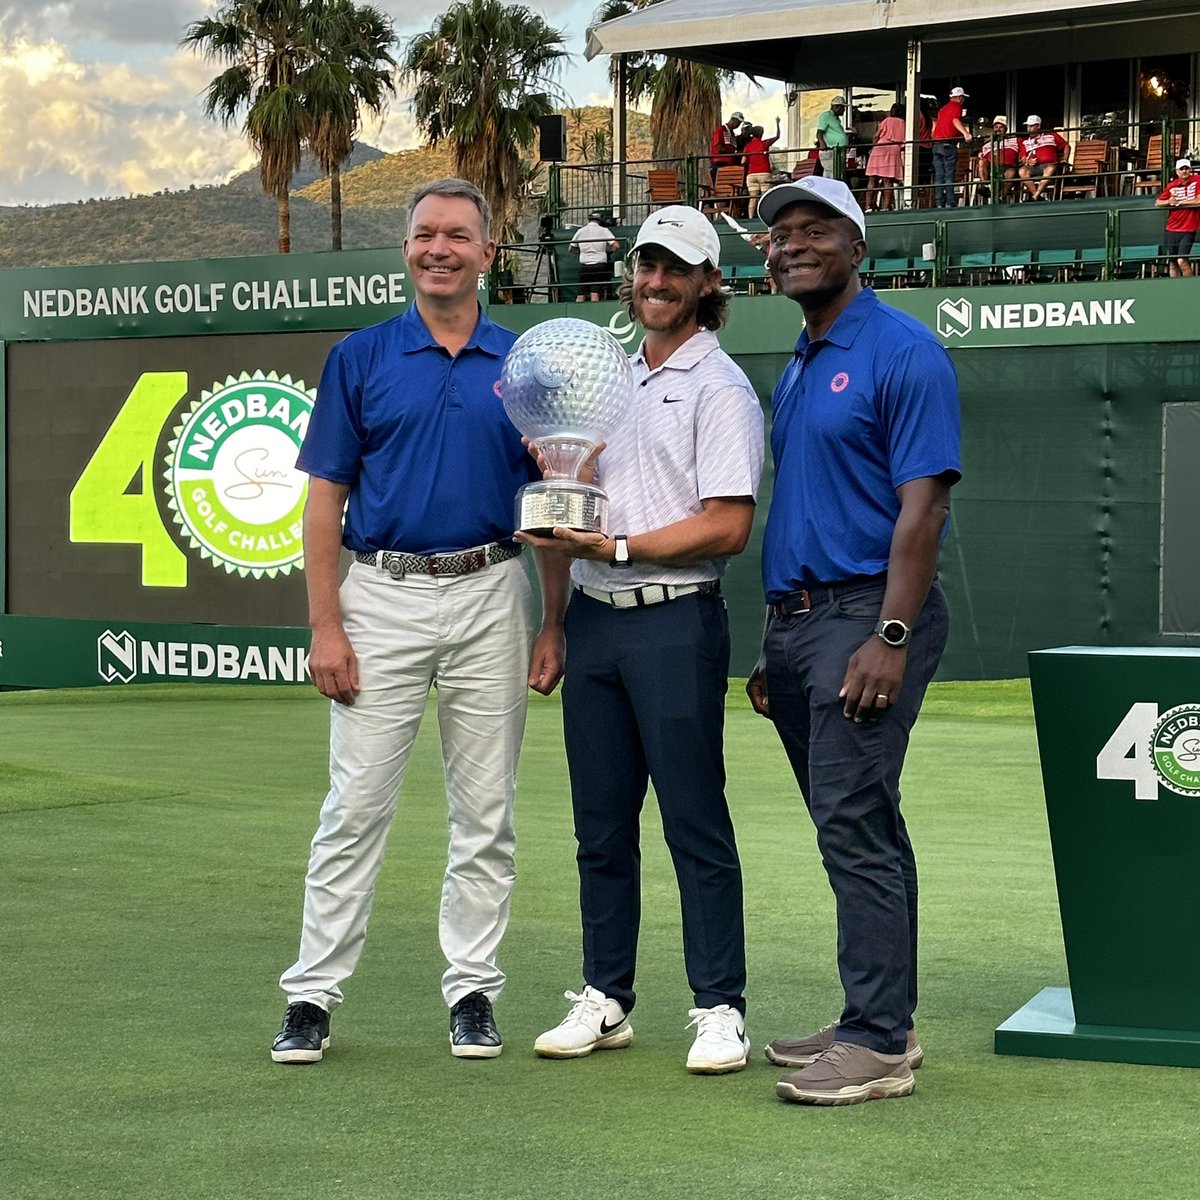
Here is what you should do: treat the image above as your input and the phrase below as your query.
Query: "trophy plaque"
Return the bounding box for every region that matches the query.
[500,317,634,536]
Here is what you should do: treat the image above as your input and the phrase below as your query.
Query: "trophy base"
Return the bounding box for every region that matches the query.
[516,480,609,536]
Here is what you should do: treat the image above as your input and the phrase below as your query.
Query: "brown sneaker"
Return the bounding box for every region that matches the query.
[775,1041,915,1106]
[765,1024,924,1069]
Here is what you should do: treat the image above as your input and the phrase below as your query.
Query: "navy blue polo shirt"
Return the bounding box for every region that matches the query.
[762,288,961,600]
[297,304,536,554]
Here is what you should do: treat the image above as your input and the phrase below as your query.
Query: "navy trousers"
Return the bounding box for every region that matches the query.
[561,589,747,1016]
[763,580,949,1054]
[932,141,959,207]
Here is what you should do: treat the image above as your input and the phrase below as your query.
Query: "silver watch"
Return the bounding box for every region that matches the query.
[874,618,912,648]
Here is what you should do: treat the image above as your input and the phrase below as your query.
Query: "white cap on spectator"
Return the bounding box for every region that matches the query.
[831,96,847,106]
[950,87,968,98]
[632,205,722,268]
[1025,114,1041,125]
[992,115,1008,127]
[757,176,866,238]
[1176,157,1192,170]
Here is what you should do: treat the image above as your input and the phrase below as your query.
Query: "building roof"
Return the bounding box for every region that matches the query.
[586,0,1200,84]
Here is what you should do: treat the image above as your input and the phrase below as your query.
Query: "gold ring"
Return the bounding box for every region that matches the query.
[876,693,889,703]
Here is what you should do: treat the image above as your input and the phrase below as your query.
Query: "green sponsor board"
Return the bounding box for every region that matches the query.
[996,646,1200,1067]
[0,614,310,690]
[496,277,1195,351]
[0,248,415,341]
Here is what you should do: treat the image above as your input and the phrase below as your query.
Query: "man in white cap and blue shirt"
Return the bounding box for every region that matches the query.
[517,205,765,1074]
[746,177,962,1104]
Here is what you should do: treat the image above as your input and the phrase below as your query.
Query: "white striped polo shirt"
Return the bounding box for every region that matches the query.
[573,328,765,592]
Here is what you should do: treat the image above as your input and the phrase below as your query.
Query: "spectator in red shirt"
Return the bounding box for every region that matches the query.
[710,111,744,184]
[975,116,1021,201]
[1156,158,1200,277]
[931,86,970,208]
[1018,115,1069,201]
[743,118,782,218]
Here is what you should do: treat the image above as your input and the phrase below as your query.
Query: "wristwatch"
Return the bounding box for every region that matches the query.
[610,534,632,569]
[875,617,912,648]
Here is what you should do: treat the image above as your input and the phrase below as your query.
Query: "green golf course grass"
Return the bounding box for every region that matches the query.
[4,679,1197,1200]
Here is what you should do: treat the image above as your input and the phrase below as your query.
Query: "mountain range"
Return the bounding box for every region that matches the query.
[0,108,654,270]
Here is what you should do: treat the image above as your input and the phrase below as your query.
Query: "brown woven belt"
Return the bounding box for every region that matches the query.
[355,542,522,578]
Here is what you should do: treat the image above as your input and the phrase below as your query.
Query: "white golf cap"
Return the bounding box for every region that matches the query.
[632,205,722,268]
[992,115,1009,126]
[830,96,847,105]
[757,176,867,238]
[950,86,968,97]
[1176,157,1192,170]
[1025,114,1041,125]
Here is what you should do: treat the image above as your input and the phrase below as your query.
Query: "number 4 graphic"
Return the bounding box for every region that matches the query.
[69,372,189,587]
[1095,702,1159,800]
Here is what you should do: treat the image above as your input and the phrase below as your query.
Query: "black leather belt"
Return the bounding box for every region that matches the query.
[771,575,886,618]
[355,542,522,578]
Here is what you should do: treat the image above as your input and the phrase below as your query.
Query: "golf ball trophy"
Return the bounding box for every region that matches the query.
[500,317,634,536]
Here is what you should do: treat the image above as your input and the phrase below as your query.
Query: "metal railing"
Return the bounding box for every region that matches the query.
[544,118,1193,225]
[490,194,1191,303]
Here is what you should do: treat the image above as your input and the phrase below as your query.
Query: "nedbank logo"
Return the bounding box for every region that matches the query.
[1097,701,1200,799]
[936,297,972,338]
[606,312,638,345]
[936,296,1137,340]
[98,629,138,684]
[96,629,310,684]
[1151,705,1200,797]
[164,372,314,578]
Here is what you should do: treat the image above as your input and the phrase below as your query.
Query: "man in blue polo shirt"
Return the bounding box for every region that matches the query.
[271,178,568,1065]
[747,176,961,1105]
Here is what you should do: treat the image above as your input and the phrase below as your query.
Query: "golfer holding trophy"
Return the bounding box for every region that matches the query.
[508,206,765,1075]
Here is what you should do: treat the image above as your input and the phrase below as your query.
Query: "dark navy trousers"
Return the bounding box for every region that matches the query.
[561,588,747,1016]
[763,580,949,1055]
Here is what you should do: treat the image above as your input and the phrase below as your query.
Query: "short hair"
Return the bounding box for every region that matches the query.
[617,251,731,332]
[406,178,491,239]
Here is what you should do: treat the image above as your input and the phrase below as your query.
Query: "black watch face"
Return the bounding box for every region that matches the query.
[881,620,907,645]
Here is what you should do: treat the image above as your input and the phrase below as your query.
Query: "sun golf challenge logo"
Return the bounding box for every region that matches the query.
[1150,704,1200,797]
[164,371,314,577]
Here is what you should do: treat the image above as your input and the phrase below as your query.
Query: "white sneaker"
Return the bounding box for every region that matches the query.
[686,1004,750,1074]
[534,986,633,1059]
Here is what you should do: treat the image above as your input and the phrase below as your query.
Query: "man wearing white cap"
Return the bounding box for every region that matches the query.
[1018,115,1068,201]
[816,95,851,178]
[1157,158,1200,276]
[747,177,961,1105]
[519,206,764,1074]
[931,86,970,207]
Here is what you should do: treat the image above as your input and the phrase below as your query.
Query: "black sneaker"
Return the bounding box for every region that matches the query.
[271,1001,330,1064]
[450,991,502,1058]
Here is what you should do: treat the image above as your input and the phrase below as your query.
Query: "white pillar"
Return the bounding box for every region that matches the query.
[904,37,922,207]
[612,54,628,219]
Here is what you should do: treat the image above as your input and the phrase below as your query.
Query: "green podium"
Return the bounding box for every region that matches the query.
[995,646,1200,1067]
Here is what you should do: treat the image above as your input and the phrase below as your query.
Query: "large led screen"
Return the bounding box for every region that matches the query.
[6,331,348,624]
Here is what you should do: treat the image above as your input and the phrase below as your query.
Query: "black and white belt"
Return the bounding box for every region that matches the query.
[355,542,522,578]
[577,581,719,609]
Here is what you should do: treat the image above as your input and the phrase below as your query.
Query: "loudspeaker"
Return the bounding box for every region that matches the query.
[538,115,567,162]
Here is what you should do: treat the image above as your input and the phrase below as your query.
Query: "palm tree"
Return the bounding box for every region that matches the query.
[592,0,739,163]
[306,0,397,251]
[400,0,568,248]
[183,0,316,253]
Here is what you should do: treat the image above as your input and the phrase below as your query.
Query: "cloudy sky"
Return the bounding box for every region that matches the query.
[0,1,783,207]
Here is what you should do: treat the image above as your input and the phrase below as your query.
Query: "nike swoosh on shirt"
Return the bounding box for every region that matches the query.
[662,395,686,403]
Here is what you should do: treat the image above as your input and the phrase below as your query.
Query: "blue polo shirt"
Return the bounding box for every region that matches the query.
[762,288,961,599]
[297,304,536,554]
